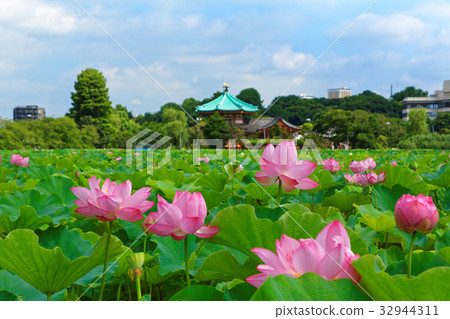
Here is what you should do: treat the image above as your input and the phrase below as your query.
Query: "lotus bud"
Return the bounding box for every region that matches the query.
[127,252,145,281]
[395,194,439,234]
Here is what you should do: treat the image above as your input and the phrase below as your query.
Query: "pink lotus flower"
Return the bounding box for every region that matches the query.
[319,158,342,173]
[197,157,210,163]
[394,194,439,234]
[255,140,318,192]
[10,154,29,167]
[349,157,376,173]
[344,174,356,184]
[107,151,113,155]
[71,177,154,222]
[363,157,376,170]
[115,157,122,161]
[349,160,368,173]
[345,172,385,186]
[143,191,219,241]
[246,220,360,288]
[134,152,140,156]
[391,161,398,166]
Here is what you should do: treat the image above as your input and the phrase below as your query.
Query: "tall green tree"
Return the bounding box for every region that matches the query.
[203,113,231,141]
[392,86,428,102]
[236,88,264,111]
[162,108,189,148]
[68,68,113,126]
[407,108,429,136]
[432,113,450,133]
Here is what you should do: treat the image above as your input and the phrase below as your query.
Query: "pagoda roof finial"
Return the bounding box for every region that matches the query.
[223,82,230,92]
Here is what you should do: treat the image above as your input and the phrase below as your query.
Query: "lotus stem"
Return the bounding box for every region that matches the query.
[408,231,417,279]
[143,236,147,255]
[136,275,142,301]
[184,237,191,287]
[47,294,51,301]
[99,221,113,301]
[232,177,235,197]
[116,278,123,301]
[277,179,282,205]
[375,232,379,250]
[126,278,132,301]
[372,190,378,210]
[384,232,389,248]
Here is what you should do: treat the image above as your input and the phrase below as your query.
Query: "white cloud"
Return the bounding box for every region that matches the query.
[0,0,83,35]
[349,13,428,43]
[272,46,315,71]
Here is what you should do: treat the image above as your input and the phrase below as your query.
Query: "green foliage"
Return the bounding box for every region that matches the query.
[68,68,113,126]
[398,134,450,150]
[392,86,428,102]
[169,285,223,301]
[432,112,450,133]
[161,108,189,149]
[315,109,406,148]
[251,273,371,301]
[353,255,450,301]
[407,108,429,136]
[203,113,231,141]
[236,88,263,111]
[0,117,95,149]
[0,228,124,297]
[267,91,401,127]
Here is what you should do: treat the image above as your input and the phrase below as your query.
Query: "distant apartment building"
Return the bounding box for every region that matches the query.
[402,80,450,121]
[13,105,45,121]
[328,87,351,99]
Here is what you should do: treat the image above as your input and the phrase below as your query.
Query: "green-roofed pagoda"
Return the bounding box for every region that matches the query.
[196,83,258,126]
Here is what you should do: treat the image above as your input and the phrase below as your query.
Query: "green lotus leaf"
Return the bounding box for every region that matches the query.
[0,190,71,229]
[378,163,429,196]
[0,228,125,297]
[0,206,53,233]
[169,285,223,301]
[251,273,371,301]
[385,251,449,277]
[209,204,282,262]
[195,249,257,282]
[357,204,396,233]
[435,229,450,251]
[323,191,371,213]
[353,254,450,300]
[151,234,197,275]
[223,282,257,301]
[34,175,77,208]
[421,165,450,188]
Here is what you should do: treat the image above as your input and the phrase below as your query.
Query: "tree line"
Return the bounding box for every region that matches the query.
[0,68,448,150]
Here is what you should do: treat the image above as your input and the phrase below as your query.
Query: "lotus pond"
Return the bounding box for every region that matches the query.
[0,146,449,301]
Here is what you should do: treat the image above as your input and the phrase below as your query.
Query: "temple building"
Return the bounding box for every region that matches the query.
[196,83,259,126]
[196,83,301,138]
[245,117,301,139]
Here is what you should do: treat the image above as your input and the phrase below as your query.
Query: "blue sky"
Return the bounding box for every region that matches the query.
[1,0,450,119]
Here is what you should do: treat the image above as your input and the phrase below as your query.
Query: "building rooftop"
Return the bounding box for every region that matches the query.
[245,117,299,133]
[196,87,258,113]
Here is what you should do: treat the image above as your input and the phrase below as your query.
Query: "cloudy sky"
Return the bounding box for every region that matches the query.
[1,0,449,119]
